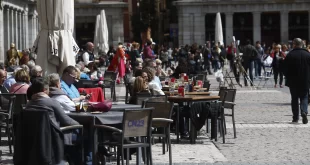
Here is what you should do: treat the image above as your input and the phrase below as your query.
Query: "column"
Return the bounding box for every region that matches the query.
[111,12,124,46]
[23,11,29,48]
[182,14,190,45]
[308,11,310,42]
[11,8,14,46]
[253,12,261,43]
[6,7,10,53]
[225,12,233,46]
[18,11,22,49]
[0,6,4,62]
[194,13,205,45]
[15,9,18,49]
[281,11,289,44]
[178,13,184,46]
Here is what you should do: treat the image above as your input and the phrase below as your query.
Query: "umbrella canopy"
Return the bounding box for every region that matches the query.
[33,0,79,74]
[215,12,224,46]
[93,10,109,55]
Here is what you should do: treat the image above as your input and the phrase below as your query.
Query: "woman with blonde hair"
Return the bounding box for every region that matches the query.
[9,69,30,94]
[129,76,150,104]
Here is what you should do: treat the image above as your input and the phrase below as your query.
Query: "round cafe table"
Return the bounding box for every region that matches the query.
[67,103,141,164]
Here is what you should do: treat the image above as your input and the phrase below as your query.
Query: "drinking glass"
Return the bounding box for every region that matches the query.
[82,101,89,112]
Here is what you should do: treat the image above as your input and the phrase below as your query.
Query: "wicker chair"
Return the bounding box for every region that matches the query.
[145,101,174,165]
[94,108,154,165]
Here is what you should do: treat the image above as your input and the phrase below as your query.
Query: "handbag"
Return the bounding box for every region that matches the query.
[90,100,112,112]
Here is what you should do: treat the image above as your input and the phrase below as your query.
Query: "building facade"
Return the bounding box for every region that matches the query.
[174,0,310,46]
[0,0,127,63]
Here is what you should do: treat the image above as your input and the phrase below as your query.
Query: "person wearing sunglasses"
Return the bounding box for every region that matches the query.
[60,66,90,102]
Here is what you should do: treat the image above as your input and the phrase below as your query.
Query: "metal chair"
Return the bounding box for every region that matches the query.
[61,125,84,164]
[221,89,237,138]
[94,108,154,165]
[102,71,117,101]
[196,74,206,82]
[145,102,173,165]
[203,81,211,92]
[0,96,16,154]
[124,75,132,104]
[258,65,273,88]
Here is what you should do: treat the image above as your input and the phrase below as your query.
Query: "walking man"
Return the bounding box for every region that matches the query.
[239,40,258,86]
[284,38,310,124]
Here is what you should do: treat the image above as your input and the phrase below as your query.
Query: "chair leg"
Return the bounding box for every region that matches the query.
[103,88,106,99]
[206,119,209,133]
[232,109,237,138]
[223,116,227,135]
[7,128,12,154]
[126,148,129,165]
[149,144,153,165]
[168,128,172,165]
[117,146,120,165]
[221,118,225,144]
[162,128,165,155]
[110,87,113,99]
[113,87,117,101]
[121,146,124,165]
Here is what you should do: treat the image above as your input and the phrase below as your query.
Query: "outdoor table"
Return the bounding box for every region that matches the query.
[68,104,141,165]
[164,91,211,96]
[167,95,220,144]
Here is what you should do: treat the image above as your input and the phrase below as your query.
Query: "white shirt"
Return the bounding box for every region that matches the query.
[51,95,76,113]
[148,81,165,95]
[82,51,93,65]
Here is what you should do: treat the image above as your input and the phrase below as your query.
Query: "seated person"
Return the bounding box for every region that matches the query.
[75,64,90,80]
[4,67,21,90]
[155,59,167,77]
[60,66,90,102]
[129,76,150,104]
[130,69,143,84]
[30,65,43,83]
[87,62,102,80]
[48,73,75,113]
[9,69,30,94]
[142,67,164,95]
[25,77,79,127]
[0,69,8,93]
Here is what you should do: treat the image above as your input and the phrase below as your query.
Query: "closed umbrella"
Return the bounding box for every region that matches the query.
[215,12,224,46]
[93,10,109,55]
[33,0,79,74]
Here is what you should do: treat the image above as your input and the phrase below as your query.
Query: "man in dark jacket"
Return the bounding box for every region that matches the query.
[284,38,310,124]
[239,40,258,86]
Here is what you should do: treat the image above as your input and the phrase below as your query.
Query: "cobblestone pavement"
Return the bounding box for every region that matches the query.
[2,72,310,165]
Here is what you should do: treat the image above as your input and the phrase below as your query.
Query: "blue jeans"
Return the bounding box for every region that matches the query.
[212,60,220,72]
[289,87,308,121]
[254,59,262,77]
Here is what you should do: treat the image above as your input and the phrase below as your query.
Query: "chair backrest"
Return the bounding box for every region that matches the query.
[218,87,228,102]
[104,71,117,81]
[196,74,205,82]
[7,95,16,120]
[144,101,173,120]
[222,89,237,109]
[122,108,153,138]
[203,81,211,91]
[0,93,26,115]
[74,80,98,88]
[158,76,167,81]
[147,95,168,102]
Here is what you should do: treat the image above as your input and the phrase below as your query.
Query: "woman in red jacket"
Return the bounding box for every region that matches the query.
[270,44,286,88]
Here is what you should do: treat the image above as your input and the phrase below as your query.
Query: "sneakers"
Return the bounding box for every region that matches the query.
[301,112,308,124]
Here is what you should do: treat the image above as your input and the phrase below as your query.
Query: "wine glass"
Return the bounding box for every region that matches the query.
[82,101,89,112]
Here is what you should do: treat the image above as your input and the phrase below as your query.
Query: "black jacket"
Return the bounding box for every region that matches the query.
[14,109,64,165]
[284,48,310,89]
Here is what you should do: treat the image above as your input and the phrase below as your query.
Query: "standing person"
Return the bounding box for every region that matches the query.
[239,40,258,86]
[108,43,126,83]
[172,47,179,65]
[143,40,155,60]
[284,38,310,124]
[203,42,212,74]
[167,47,173,68]
[255,41,264,78]
[219,45,226,69]
[160,48,169,70]
[227,42,236,71]
[271,44,286,88]
[211,44,221,72]
[130,42,141,69]
[107,45,116,67]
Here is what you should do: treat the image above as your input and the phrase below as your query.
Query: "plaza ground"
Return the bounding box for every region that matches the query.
[1,74,310,165]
